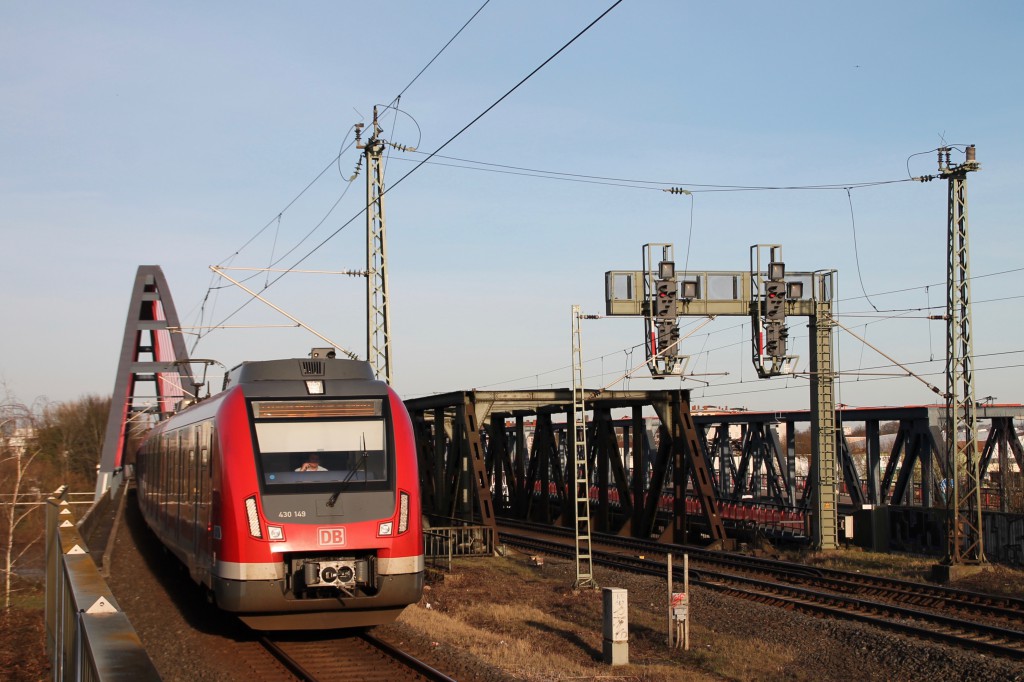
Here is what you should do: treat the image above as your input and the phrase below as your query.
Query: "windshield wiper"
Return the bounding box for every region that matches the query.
[326,434,368,508]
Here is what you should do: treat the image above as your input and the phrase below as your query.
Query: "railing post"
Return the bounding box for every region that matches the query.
[44,484,161,681]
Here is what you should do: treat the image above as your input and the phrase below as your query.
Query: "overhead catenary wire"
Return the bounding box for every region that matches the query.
[196,0,626,342]
[837,266,1024,305]
[836,292,1024,318]
[180,14,1021,409]
[467,317,718,394]
[623,281,1024,384]
[200,143,1018,351]
[393,151,918,194]
[216,0,491,272]
[694,362,1024,406]
[461,297,1024,407]
[218,152,350,268]
[589,316,718,397]
[191,179,360,350]
[192,1,492,347]
[387,0,492,107]
[210,266,358,359]
[192,55,997,348]
[650,283,1019,376]
[191,126,360,351]
[207,36,921,327]
[425,354,1024,407]
[846,187,881,313]
[682,191,695,275]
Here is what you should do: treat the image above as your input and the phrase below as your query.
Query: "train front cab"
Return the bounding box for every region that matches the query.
[212,380,424,630]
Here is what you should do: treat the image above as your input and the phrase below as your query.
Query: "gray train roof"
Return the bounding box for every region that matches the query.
[224,358,383,396]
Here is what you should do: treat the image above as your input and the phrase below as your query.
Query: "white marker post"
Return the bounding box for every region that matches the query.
[602,587,629,665]
[667,553,673,647]
[669,554,690,650]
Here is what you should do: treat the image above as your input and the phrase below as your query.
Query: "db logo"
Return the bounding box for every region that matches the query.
[318,527,346,546]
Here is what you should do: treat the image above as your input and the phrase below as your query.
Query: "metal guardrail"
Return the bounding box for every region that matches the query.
[423,524,495,571]
[44,485,160,681]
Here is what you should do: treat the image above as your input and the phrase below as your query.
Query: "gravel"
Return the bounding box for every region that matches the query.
[103,495,1024,681]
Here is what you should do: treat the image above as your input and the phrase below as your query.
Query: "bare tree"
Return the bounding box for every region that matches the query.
[33,395,109,489]
[1,389,44,610]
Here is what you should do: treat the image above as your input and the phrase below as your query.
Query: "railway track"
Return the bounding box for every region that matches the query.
[498,522,1024,661]
[258,631,457,682]
[112,488,454,681]
[499,518,1024,626]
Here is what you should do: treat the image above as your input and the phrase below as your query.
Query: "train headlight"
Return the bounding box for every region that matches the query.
[244,496,263,539]
[398,490,410,534]
[377,521,393,537]
[305,380,325,395]
[267,525,285,541]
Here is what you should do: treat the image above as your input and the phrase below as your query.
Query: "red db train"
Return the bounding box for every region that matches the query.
[134,352,424,629]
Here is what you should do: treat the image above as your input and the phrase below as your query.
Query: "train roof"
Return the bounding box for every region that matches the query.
[224,357,377,389]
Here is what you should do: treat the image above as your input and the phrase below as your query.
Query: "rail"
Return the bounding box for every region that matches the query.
[259,632,458,682]
[499,527,1024,661]
[44,483,160,681]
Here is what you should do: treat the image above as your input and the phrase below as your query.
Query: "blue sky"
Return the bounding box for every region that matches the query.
[2,1,1022,412]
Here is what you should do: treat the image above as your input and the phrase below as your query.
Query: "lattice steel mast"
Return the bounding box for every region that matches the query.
[809,271,837,550]
[571,305,598,589]
[356,107,393,385]
[940,145,985,565]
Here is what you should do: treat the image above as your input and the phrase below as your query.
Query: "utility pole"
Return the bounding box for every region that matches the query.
[571,305,599,589]
[939,145,985,571]
[356,107,393,385]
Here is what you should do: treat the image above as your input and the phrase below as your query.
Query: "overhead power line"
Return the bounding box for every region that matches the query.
[391,151,917,194]
[196,0,625,342]
[216,1,493,272]
[389,0,492,105]
[191,2,494,347]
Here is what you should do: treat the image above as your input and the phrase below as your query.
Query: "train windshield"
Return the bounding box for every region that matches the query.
[250,399,389,489]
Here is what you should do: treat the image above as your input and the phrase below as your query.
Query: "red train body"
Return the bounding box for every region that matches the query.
[135,356,424,629]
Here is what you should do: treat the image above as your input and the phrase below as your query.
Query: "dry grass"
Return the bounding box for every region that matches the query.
[397,554,811,681]
[390,547,1024,681]
[784,547,939,579]
[780,546,1024,600]
[0,580,48,681]
[401,603,606,680]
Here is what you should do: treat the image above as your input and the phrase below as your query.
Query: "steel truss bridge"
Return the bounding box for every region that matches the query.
[405,390,1024,563]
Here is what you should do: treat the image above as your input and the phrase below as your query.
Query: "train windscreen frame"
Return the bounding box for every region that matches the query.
[248,398,392,493]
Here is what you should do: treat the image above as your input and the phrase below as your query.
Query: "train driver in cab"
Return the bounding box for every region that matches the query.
[296,452,328,472]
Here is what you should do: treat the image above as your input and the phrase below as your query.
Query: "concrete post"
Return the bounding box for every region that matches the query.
[602,587,628,665]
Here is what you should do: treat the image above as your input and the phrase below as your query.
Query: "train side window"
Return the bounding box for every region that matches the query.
[209,425,217,478]
[200,422,210,469]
